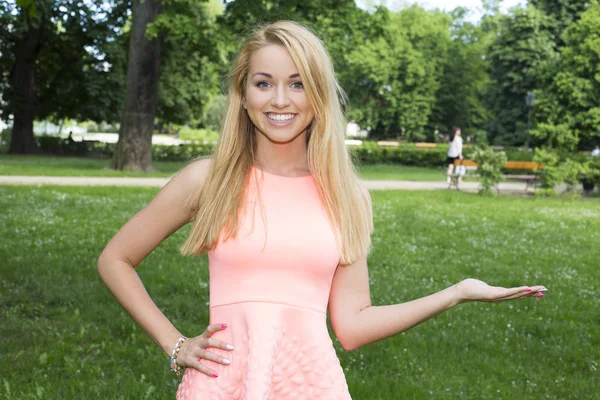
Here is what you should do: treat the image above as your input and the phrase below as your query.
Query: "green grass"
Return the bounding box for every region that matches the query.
[1,186,598,399]
[0,154,446,181]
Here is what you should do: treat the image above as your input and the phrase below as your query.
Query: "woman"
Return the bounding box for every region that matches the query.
[97,22,546,399]
[446,126,464,187]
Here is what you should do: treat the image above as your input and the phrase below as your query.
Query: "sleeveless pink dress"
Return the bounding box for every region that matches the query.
[176,166,352,400]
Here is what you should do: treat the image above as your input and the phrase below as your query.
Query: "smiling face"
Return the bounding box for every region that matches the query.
[244,45,315,144]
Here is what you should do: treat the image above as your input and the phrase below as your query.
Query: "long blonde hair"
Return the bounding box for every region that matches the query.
[181,21,372,265]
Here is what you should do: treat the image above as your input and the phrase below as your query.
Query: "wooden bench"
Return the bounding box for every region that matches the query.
[415,142,437,148]
[450,160,543,192]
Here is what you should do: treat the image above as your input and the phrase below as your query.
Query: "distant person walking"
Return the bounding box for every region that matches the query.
[446,126,463,187]
[592,145,600,157]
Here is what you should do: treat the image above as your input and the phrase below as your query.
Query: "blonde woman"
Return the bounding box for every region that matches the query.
[97,21,546,399]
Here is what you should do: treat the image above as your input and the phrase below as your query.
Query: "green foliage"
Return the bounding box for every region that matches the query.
[485,6,558,146]
[149,0,227,125]
[529,0,590,45]
[350,144,449,167]
[531,147,589,196]
[471,146,507,195]
[37,135,112,157]
[177,127,219,143]
[586,156,600,186]
[535,2,600,150]
[531,122,578,151]
[4,0,600,153]
[203,95,228,132]
[0,0,129,124]
[533,148,562,195]
[561,158,589,191]
[429,9,491,138]
[346,6,452,140]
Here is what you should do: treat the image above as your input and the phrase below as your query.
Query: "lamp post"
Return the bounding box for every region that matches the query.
[525,91,535,151]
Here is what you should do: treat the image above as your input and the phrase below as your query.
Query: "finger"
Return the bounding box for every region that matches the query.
[493,288,547,302]
[490,285,547,300]
[188,359,221,378]
[202,322,228,338]
[196,349,231,366]
[203,337,235,351]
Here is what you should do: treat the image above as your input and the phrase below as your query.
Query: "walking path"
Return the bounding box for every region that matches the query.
[0,175,533,193]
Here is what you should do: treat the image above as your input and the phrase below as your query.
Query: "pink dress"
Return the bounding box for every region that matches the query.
[176,167,352,400]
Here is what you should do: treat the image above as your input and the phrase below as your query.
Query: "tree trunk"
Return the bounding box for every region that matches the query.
[110,0,161,172]
[9,17,41,154]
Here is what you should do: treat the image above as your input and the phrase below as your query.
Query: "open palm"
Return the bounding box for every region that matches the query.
[455,278,546,303]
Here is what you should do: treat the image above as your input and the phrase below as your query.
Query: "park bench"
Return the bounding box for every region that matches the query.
[450,160,543,192]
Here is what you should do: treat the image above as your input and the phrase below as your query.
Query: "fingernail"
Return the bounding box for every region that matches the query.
[524,288,532,292]
[536,293,544,298]
[539,288,548,292]
[221,324,227,329]
[222,358,230,365]
[213,372,219,378]
[226,344,234,350]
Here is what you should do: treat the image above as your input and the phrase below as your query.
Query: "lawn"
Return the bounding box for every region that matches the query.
[0,154,446,181]
[1,186,598,399]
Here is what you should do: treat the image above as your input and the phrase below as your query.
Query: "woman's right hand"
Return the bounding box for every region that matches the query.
[176,323,234,377]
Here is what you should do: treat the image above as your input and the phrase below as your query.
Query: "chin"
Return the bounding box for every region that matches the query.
[259,128,306,145]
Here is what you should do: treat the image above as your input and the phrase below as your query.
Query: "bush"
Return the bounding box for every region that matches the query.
[532,148,590,196]
[350,143,451,167]
[533,148,563,196]
[177,127,219,144]
[561,159,589,192]
[471,146,507,195]
[204,95,227,133]
[152,143,214,161]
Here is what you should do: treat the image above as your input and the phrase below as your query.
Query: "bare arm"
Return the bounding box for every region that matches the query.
[328,190,546,351]
[97,158,211,356]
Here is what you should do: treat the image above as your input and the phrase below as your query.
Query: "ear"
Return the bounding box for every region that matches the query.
[242,98,247,109]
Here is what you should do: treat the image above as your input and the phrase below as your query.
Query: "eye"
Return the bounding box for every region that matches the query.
[291,81,304,90]
[256,81,271,88]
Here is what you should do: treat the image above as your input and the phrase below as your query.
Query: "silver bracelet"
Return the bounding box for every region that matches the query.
[169,336,187,375]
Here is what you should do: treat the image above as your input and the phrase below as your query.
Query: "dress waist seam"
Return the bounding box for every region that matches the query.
[210,300,326,315]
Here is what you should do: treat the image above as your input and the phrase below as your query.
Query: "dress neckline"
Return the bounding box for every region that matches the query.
[252,165,313,180]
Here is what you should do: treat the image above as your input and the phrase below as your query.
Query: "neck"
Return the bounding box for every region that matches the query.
[254,130,309,176]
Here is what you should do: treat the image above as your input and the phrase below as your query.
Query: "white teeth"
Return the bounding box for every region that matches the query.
[268,113,295,122]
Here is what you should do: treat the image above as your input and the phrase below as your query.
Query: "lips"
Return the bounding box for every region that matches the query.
[266,113,296,122]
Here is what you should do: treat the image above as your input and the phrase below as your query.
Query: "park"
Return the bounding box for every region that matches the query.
[1,1,600,399]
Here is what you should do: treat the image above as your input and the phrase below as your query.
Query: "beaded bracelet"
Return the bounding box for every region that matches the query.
[169,336,187,376]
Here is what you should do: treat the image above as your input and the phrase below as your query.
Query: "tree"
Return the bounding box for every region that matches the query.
[533,1,600,150]
[111,0,225,171]
[346,6,451,140]
[484,6,558,146]
[0,0,129,154]
[429,7,491,141]
[529,0,590,45]
[110,0,161,172]
[151,0,227,126]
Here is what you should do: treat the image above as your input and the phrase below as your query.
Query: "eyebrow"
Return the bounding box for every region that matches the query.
[252,72,300,79]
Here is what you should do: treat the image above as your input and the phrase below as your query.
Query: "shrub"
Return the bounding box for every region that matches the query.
[561,159,589,192]
[177,127,219,144]
[471,146,507,195]
[533,148,563,196]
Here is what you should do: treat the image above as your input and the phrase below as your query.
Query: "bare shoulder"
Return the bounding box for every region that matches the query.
[97,157,213,268]
[169,157,213,189]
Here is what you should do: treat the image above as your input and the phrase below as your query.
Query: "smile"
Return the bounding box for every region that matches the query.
[266,113,296,122]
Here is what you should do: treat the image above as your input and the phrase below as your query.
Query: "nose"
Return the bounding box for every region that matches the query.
[271,85,289,108]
